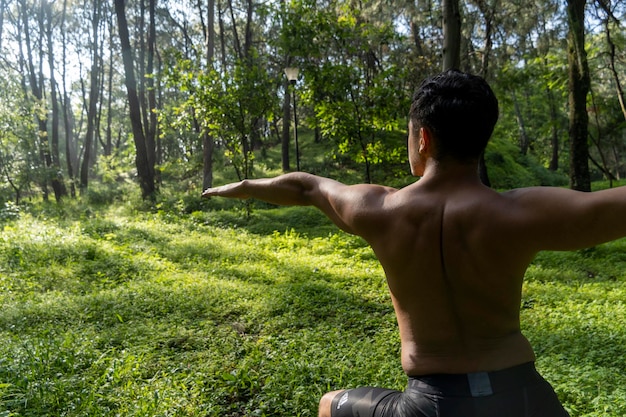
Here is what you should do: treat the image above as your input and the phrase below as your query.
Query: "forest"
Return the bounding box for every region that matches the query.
[2,1,626,416]
[0,0,624,206]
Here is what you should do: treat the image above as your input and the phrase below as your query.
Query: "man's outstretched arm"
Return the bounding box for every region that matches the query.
[202,172,396,235]
[202,172,329,205]
[505,185,626,251]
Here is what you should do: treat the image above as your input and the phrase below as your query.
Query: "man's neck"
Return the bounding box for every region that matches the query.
[420,158,482,185]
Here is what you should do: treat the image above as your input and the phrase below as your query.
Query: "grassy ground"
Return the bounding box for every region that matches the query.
[1,201,626,416]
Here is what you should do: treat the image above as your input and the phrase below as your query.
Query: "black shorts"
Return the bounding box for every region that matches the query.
[330,362,570,417]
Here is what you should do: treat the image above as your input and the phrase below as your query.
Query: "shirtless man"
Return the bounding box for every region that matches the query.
[202,70,624,416]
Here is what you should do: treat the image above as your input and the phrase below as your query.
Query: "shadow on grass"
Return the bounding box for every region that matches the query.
[1,240,391,339]
[194,205,342,238]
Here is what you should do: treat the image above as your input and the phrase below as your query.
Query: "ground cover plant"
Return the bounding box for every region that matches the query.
[1,201,625,416]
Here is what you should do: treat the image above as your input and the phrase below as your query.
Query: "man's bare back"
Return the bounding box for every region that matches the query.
[362,170,537,376]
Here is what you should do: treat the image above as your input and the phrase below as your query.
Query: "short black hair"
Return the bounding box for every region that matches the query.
[409,69,498,162]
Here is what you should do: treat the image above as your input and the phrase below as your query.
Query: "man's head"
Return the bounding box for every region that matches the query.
[409,70,499,164]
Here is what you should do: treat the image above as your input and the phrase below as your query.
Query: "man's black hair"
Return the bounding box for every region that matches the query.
[409,69,499,162]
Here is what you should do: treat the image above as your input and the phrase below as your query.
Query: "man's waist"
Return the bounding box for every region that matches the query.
[407,362,542,397]
[401,331,536,375]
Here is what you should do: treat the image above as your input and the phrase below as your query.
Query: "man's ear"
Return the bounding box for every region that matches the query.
[419,127,432,154]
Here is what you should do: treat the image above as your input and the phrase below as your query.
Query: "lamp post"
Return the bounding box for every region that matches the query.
[284,67,300,171]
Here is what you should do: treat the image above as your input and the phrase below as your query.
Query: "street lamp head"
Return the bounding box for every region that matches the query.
[284,67,299,84]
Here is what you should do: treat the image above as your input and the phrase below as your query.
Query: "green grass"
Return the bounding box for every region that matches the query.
[1,203,626,416]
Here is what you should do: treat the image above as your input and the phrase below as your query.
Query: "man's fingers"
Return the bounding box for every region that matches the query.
[201,184,237,198]
[201,182,247,199]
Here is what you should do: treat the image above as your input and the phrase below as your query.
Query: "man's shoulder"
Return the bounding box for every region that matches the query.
[499,186,584,208]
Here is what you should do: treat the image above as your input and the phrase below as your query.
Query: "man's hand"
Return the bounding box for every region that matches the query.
[202,181,249,199]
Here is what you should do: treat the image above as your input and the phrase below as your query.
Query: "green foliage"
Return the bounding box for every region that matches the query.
[523,246,626,416]
[162,52,279,183]
[494,51,570,170]
[0,74,39,203]
[0,202,20,222]
[289,4,410,183]
[83,154,138,205]
[1,0,626,203]
[485,138,568,189]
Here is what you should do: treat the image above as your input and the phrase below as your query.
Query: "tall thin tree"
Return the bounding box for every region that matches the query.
[80,0,102,192]
[60,0,76,197]
[145,0,157,173]
[202,0,215,189]
[442,0,461,71]
[280,1,291,172]
[0,0,5,51]
[44,0,67,199]
[596,0,626,121]
[566,0,591,191]
[114,0,156,199]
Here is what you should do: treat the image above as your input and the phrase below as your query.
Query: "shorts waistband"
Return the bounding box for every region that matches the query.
[407,362,541,398]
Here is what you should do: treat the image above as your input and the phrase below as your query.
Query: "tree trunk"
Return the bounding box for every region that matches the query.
[61,0,76,197]
[114,0,156,199]
[44,1,68,200]
[603,14,626,120]
[227,0,242,59]
[280,0,291,172]
[145,0,157,173]
[202,0,215,190]
[63,90,77,197]
[408,0,424,57]
[589,89,614,184]
[442,0,461,71]
[94,55,106,165]
[475,0,496,80]
[0,0,5,51]
[282,77,291,172]
[547,84,560,171]
[243,0,253,59]
[105,11,115,156]
[80,0,101,192]
[218,0,227,70]
[512,90,530,155]
[35,3,50,201]
[566,0,591,191]
[611,143,621,180]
